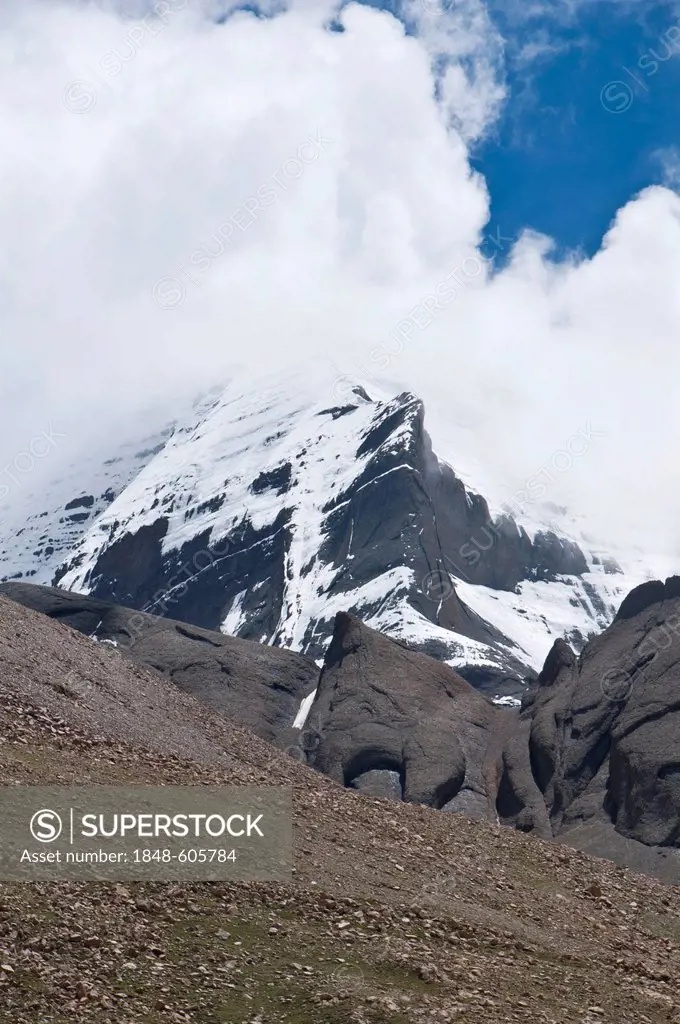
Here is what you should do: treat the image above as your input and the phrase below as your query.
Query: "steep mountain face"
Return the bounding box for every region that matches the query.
[0,372,640,699]
[0,419,177,587]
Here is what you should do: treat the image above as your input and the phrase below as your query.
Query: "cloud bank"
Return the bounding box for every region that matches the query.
[1,0,680,567]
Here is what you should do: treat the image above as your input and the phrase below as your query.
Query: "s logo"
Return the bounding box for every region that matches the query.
[30,809,63,843]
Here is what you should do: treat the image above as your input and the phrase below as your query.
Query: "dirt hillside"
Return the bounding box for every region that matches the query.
[1,597,679,1024]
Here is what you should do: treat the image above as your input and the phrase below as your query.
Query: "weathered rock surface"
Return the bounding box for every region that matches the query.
[499,576,680,880]
[306,612,504,817]
[303,597,680,881]
[0,581,317,745]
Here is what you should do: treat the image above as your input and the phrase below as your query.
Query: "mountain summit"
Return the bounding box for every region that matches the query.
[0,372,642,699]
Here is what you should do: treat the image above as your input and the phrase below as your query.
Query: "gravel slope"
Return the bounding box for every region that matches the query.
[1,597,679,1024]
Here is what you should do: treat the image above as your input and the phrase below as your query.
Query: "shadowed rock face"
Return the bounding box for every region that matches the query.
[305,612,502,817]
[0,582,317,745]
[303,600,680,882]
[497,576,680,879]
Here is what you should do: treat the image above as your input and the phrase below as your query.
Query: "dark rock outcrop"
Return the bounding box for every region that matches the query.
[499,576,680,881]
[304,593,680,881]
[305,612,502,817]
[0,582,317,745]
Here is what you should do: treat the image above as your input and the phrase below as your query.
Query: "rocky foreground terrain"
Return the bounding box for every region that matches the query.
[1,596,680,1024]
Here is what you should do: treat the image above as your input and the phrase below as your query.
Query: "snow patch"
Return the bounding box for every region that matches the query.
[293,689,317,729]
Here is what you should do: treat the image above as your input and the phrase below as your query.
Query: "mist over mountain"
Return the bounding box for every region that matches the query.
[2,0,680,568]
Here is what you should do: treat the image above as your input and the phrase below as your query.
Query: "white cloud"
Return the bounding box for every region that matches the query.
[402,0,506,140]
[1,0,680,570]
[654,145,680,190]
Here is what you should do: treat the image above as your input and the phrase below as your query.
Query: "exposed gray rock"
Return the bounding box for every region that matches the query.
[349,769,403,801]
[3,577,678,883]
[306,598,680,881]
[499,576,680,881]
[306,611,501,814]
[45,390,593,697]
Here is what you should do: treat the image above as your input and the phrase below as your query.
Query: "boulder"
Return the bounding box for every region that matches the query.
[306,612,501,816]
[502,577,680,878]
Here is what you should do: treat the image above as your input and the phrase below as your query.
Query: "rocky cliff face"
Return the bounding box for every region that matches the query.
[505,576,680,866]
[0,372,637,700]
[306,611,502,817]
[301,594,680,882]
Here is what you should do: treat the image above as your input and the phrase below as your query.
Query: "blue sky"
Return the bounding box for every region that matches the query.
[474,0,680,257]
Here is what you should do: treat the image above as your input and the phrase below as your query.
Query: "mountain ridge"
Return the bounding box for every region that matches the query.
[0,372,646,702]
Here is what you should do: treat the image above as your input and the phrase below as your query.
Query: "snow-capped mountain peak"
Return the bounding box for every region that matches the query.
[0,370,650,700]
